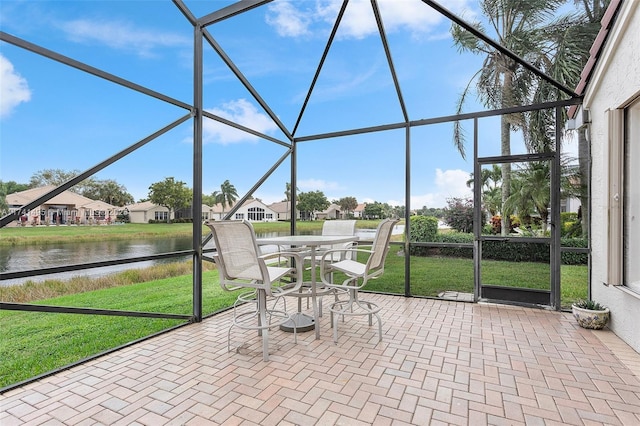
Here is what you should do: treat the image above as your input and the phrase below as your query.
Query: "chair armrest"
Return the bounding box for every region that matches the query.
[259,251,304,295]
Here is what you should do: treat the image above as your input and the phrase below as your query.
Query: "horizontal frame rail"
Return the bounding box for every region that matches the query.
[0,250,194,281]
[0,302,193,321]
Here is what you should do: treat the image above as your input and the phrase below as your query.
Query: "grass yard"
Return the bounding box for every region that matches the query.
[0,270,239,389]
[0,220,384,246]
[334,252,587,307]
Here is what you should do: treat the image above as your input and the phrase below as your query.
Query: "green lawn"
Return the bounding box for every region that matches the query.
[0,270,239,389]
[0,220,384,246]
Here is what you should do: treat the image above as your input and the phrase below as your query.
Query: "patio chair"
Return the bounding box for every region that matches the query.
[295,220,358,316]
[205,220,303,361]
[319,218,399,343]
[314,219,358,261]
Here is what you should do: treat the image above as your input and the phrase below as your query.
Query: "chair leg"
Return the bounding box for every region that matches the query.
[257,290,269,362]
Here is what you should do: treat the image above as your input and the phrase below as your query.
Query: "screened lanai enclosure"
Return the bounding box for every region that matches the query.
[0,0,588,389]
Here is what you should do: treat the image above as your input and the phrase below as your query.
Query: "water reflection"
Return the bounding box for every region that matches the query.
[0,226,400,286]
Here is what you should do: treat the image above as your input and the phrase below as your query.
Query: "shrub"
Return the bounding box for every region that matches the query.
[435,232,474,258]
[443,198,475,233]
[407,232,587,265]
[408,215,438,255]
[560,237,589,264]
[488,214,520,234]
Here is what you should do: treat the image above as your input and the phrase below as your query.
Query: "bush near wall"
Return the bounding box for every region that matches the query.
[411,230,588,265]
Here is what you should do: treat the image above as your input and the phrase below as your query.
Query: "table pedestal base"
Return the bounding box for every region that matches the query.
[280,312,315,333]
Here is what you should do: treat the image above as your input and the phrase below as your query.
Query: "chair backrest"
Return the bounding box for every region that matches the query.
[366,219,399,272]
[322,220,356,236]
[206,220,266,283]
[320,220,357,258]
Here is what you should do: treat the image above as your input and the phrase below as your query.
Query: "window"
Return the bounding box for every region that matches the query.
[235,213,244,220]
[625,98,640,293]
[155,211,168,221]
[266,213,273,220]
[248,207,265,221]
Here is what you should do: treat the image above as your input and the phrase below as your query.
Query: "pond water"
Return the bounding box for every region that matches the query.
[0,228,392,286]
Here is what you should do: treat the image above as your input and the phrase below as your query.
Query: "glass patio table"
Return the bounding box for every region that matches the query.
[256,234,358,339]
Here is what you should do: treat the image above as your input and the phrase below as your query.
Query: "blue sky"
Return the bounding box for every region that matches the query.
[0,0,580,208]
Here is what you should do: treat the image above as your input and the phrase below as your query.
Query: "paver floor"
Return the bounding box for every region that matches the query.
[2,295,640,425]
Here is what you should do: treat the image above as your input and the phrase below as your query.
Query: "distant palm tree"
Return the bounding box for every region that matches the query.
[452,0,567,235]
[504,162,551,232]
[212,180,238,216]
[467,165,503,217]
[284,182,299,202]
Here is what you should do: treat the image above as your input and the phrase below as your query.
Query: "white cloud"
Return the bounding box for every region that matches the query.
[266,0,475,40]
[410,168,473,208]
[0,54,31,118]
[266,1,312,37]
[353,169,472,208]
[298,178,342,192]
[203,99,278,145]
[59,19,189,58]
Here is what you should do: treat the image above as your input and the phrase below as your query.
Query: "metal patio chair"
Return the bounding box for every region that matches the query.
[319,218,399,343]
[205,220,303,361]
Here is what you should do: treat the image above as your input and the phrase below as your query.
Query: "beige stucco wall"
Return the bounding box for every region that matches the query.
[584,1,640,352]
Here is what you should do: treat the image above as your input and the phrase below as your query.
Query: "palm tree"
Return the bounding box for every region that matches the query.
[284,182,299,202]
[452,0,567,235]
[504,162,551,233]
[467,165,503,217]
[212,180,238,216]
[527,0,610,237]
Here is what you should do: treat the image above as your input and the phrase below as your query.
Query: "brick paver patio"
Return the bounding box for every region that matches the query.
[2,295,640,425]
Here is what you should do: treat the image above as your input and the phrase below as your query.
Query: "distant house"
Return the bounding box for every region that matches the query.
[5,185,118,226]
[268,201,294,221]
[174,204,214,222]
[209,199,277,222]
[353,203,366,219]
[316,203,341,220]
[126,201,172,223]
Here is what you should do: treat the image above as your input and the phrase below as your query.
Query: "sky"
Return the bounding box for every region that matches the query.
[0,0,581,209]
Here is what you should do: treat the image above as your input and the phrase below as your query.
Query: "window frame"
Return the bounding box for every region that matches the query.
[624,98,640,293]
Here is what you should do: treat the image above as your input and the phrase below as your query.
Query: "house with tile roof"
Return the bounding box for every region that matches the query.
[209,198,277,222]
[353,203,366,219]
[5,185,118,226]
[125,201,172,224]
[315,203,342,220]
[267,201,294,221]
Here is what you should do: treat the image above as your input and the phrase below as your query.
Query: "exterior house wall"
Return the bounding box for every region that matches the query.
[210,199,277,222]
[127,203,172,223]
[128,210,148,224]
[584,1,640,353]
[316,204,341,220]
[5,186,117,226]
